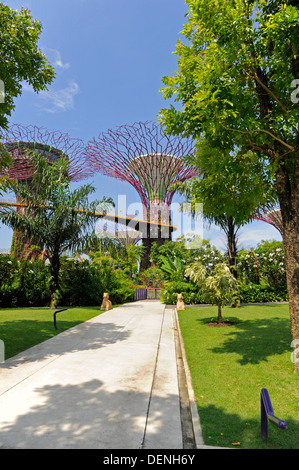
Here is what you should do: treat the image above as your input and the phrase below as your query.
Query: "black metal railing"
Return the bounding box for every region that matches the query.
[53,308,68,330]
[261,388,287,440]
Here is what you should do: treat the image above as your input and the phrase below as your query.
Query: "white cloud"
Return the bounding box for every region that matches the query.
[40,79,80,113]
[238,224,282,248]
[22,79,80,113]
[42,47,70,71]
[200,220,282,252]
[21,47,79,113]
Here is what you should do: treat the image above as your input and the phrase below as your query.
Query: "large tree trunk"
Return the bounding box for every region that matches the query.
[253,51,299,372]
[276,156,299,373]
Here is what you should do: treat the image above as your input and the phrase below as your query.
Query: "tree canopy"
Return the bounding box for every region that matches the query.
[0,3,55,129]
[159,0,299,371]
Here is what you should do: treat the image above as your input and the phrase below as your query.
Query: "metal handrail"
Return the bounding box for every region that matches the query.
[261,388,287,440]
[53,308,68,330]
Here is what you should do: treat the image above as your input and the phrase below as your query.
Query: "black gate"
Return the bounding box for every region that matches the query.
[134,288,162,301]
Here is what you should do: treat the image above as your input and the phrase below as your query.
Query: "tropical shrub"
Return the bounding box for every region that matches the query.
[185,262,239,323]
[59,257,102,306]
[0,255,50,307]
[238,283,288,303]
[87,253,134,304]
[0,252,134,308]
[137,266,164,288]
[161,280,203,305]
[15,258,51,306]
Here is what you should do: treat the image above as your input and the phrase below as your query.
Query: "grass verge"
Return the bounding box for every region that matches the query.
[178,304,299,449]
[0,305,120,360]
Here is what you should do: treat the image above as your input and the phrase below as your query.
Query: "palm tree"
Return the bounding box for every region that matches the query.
[0,151,100,308]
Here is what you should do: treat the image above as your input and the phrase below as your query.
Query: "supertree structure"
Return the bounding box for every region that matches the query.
[0,123,93,258]
[95,219,142,248]
[0,123,91,181]
[254,208,284,238]
[84,121,197,269]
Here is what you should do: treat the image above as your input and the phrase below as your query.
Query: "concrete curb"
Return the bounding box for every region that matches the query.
[174,307,231,450]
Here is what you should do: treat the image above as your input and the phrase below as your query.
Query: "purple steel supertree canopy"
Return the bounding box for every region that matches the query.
[254,208,284,238]
[0,123,93,182]
[0,123,93,257]
[84,121,197,269]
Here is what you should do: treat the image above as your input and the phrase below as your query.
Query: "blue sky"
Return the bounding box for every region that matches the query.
[0,0,282,252]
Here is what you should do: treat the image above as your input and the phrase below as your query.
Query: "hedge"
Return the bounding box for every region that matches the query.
[161,280,288,305]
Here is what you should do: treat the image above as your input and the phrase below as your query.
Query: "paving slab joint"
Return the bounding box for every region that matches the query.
[140,305,166,449]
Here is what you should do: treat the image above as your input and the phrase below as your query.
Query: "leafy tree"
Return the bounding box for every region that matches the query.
[150,239,187,265]
[0,3,55,129]
[0,151,99,308]
[159,0,299,371]
[171,150,276,277]
[186,262,238,323]
[84,231,125,257]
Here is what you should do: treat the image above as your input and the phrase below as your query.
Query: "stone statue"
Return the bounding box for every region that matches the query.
[101,292,112,311]
[176,293,185,311]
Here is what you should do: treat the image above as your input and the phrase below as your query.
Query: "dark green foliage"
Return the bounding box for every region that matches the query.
[0,3,55,129]
[0,254,134,308]
[238,283,288,304]
[161,280,203,305]
[59,258,102,307]
[0,255,50,307]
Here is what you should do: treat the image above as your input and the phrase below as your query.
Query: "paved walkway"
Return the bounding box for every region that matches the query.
[0,301,204,449]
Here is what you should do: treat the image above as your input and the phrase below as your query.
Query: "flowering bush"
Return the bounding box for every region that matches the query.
[151,238,226,281]
[189,240,226,275]
[237,240,286,288]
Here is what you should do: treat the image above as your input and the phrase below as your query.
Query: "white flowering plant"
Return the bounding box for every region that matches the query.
[237,240,286,288]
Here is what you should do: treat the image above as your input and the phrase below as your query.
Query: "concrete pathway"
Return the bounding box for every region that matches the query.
[0,301,203,449]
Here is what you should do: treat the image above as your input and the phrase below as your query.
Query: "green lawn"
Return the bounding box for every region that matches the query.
[178,304,299,449]
[0,306,119,360]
